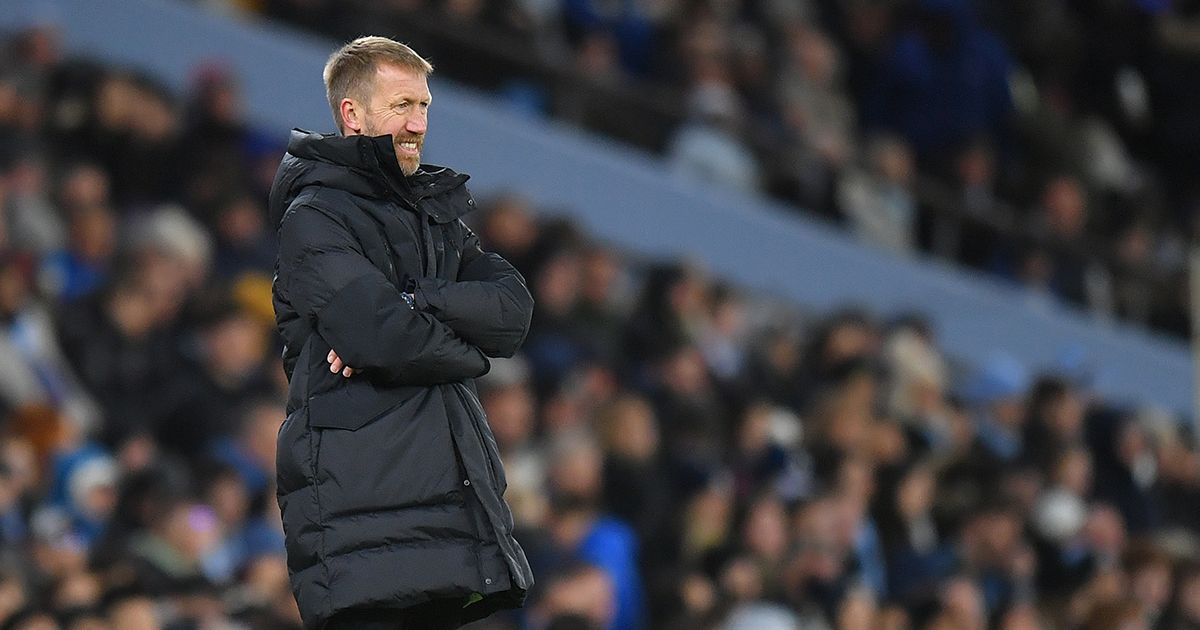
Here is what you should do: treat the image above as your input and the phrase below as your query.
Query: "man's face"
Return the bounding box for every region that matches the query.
[346,63,430,176]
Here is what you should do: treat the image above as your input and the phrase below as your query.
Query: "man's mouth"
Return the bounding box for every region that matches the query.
[397,140,421,156]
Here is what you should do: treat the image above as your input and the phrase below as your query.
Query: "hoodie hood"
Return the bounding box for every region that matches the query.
[268,129,470,227]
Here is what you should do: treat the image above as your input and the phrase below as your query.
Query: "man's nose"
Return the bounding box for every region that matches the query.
[406,113,426,134]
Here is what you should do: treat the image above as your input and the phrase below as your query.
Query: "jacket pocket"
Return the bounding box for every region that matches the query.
[306,379,414,431]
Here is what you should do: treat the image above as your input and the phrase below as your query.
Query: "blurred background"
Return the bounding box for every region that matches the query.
[0,0,1198,628]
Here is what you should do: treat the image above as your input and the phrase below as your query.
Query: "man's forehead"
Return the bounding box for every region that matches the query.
[372,63,431,98]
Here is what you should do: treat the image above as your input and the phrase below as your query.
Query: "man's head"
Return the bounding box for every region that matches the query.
[323,36,434,176]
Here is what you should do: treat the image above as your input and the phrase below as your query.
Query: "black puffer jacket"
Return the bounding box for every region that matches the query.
[269,129,534,628]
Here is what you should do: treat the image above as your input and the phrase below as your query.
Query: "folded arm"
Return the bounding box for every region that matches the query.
[278,203,488,385]
[409,222,534,358]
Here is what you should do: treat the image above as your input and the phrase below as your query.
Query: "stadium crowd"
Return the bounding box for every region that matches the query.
[0,12,1199,630]
[252,0,1200,340]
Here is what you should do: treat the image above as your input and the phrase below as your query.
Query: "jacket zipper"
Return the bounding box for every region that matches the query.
[366,214,400,284]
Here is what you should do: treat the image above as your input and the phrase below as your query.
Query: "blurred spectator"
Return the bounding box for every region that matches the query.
[107,77,184,208]
[729,403,793,502]
[0,252,100,435]
[933,137,1004,263]
[39,446,117,547]
[962,353,1030,465]
[198,464,283,585]
[1127,543,1173,627]
[1029,174,1107,308]
[6,152,64,255]
[875,459,956,606]
[160,301,273,455]
[837,134,918,254]
[769,24,854,213]
[882,323,954,451]
[481,357,549,527]
[698,285,747,383]
[207,398,284,499]
[1089,415,1161,535]
[648,344,727,482]
[624,262,707,370]
[183,64,249,198]
[126,204,212,295]
[862,0,1014,165]
[544,432,644,630]
[1164,561,1200,628]
[532,562,615,630]
[1023,376,1088,471]
[1111,219,1158,324]
[53,162,110,216]
[125,497,220,607]
[208,191,274,280]
[571,246,628,369]
[926,574,988,630]
[1031,446,1091,545]
[105,595,161,630]
[667,80,761,193]
[478,193,541,278]
[55,262,181,447]
[596,395,666,529]
[779,25,855,170]
[524,245,587,392]
[562,0,658,78]
[38,200,114,302]
[745,323,805,410]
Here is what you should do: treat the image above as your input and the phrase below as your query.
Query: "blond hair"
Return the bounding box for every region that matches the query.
[323,36,434,134]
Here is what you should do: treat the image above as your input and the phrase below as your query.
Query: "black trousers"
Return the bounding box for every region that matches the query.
[323,598,465,629]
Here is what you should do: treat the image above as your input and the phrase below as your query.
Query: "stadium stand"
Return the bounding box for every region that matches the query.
[251,0,1200,346]
[0,1,1196,629]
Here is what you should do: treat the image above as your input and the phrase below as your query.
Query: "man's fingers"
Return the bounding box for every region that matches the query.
[327,350,355,377]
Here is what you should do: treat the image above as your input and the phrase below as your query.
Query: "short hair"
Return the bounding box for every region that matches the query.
[323,36,434,134]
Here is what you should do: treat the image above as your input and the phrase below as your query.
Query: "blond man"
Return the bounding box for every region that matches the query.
[270,37,535,629]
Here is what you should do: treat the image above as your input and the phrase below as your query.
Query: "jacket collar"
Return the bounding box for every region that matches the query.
[270,129,472,225]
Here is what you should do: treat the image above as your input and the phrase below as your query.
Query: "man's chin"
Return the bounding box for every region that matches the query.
[398,156,420,176]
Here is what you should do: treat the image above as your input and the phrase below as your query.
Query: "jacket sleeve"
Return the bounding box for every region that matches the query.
[277,203,489,384]
[410,222,534,358]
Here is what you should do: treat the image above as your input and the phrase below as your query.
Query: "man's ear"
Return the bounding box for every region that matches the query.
[340,98,362,135]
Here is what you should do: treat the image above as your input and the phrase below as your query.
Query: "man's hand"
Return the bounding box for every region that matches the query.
[327,349,356,377]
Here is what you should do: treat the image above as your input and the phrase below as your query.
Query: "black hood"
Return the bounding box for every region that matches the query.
[268,128,470,227]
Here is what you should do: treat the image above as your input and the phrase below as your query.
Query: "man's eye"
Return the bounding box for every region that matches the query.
[395,102,409,110]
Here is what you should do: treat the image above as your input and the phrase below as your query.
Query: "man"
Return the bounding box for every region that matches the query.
[269,37,535,629]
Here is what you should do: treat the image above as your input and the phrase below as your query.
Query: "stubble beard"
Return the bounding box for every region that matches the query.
[396,144,420,176]
[361,122,421,176]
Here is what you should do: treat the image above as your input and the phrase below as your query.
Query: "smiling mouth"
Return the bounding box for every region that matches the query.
[397,140,421,155]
